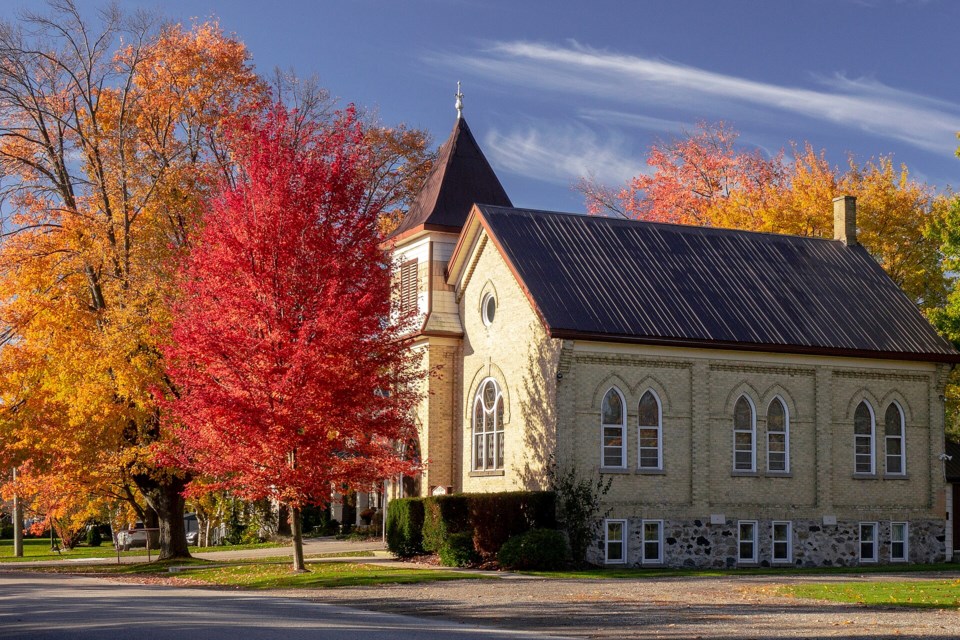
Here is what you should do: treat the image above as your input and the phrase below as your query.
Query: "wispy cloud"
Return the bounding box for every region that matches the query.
[440,40,960,155]
[484,121,643,186]
[577,109,688,134]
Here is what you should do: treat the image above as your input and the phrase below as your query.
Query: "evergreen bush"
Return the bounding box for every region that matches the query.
[468,491,556,558]
[421,494,469,552]
[438,530,476,567]
[85,525,103,547]
[385,497,425,557]
[497,528,569,570]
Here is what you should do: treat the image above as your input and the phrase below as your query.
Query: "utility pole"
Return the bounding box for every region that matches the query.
[12,467,23,558]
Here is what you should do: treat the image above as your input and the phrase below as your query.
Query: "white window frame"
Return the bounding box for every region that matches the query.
[472,378,504,471]
[601,387,627,469]
[854,401,876,475]
[481,292,497,326]
[733,395,756,472]
[637,390,663,471]
[766,396,790,473]
[771,521,792,564]
[641,519,664,564]
[890,521,908,563]
[859,522,878,563]
[884,402,906,476]
[737,520,758,564]
[604,519,627,564]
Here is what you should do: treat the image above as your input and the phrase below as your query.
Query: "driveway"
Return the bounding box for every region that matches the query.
[301,572,960,639]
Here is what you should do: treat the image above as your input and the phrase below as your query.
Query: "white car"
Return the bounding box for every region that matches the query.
[116,526,149,550]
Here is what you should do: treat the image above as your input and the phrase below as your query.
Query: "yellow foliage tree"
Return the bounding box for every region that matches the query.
[0,3,265,559]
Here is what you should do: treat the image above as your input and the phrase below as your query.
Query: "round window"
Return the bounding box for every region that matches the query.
[482,293,496,326]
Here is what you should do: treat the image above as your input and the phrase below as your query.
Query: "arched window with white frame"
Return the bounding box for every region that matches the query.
[472,378,504,471]
[638,390,662,470]
[733,395,756,472]
[854,401,875,475]
[601,387,626,468]
[884,402,905,475]
[766,397,789,473]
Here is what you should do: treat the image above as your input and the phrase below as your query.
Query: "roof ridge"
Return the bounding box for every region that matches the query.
[477,204,846,244]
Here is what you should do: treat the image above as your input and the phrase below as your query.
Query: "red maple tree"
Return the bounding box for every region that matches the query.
[579,121,784,225]
[164,105,422,570]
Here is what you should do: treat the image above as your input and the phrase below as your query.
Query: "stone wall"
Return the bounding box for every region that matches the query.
[588,518,946,567]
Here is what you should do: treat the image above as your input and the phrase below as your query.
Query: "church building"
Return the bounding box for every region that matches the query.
[388,109,959,568]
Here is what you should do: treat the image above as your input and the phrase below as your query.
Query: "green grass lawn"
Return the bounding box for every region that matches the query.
[523,562,960,580]
[175,561,483,589]
[779,580,960,608]
[0,538,282,562]
[25,558,482,589]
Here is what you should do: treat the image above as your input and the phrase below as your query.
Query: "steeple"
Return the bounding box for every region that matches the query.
[390,114,512,240]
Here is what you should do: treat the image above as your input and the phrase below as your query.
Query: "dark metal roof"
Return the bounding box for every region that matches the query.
[477,205,960,362]
[391,118,511,238]
[946,440,960,482]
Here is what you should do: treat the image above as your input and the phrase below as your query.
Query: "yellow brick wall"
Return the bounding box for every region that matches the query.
[459,238,559,493]
[558,343,947,523]
[445,227,948,529]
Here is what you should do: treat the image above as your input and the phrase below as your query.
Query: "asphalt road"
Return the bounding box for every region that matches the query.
[0,572,564,639]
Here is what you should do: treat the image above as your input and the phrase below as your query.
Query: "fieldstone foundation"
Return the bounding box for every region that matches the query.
[590,518,946,568]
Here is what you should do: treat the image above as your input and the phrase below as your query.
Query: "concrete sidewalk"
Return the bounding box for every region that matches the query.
[0,537,390,569]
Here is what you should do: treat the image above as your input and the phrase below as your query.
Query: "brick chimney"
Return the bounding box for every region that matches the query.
[833,195,857,246]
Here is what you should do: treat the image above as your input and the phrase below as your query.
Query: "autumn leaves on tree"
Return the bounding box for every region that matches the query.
[0,2,429,561]
[578,121,950,317]
[164,107,422,571]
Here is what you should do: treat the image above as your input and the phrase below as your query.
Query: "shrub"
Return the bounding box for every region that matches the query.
[386,497,424,557]
[85,526,103,547]
[549,463,612,564]
[438,531,477,567]
[498,528,569,570]
[0,524,13,540]
[422,494,469,552]
[469,491,556,558]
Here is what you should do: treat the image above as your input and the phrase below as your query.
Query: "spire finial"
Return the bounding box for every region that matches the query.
[455,81,463,119]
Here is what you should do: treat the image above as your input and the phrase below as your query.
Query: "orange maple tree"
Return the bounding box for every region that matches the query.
[0,3,264,558]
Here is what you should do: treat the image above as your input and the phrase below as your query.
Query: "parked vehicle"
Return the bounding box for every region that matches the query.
[184,512,199,546]
[115,523,149,550]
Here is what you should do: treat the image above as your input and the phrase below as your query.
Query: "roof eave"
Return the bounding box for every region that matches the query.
[446,205,487,286]
[548,328,960,364]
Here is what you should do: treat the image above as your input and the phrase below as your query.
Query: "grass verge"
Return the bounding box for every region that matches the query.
[24,559,483,589]
[175,561,484,589]
[523,562,959,580]
[0,538,282,563]
[778,580,960,608]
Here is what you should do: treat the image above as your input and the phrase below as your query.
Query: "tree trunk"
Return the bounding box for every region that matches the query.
[291,505,305,572]
[133,474,191,560]
[12,468,23,558]
[277,503,291,536]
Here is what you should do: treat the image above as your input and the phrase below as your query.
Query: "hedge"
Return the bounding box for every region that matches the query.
[498,528,569,570]
[438,530,477,567]
[468,491,556,558]
[421,494,470,552]
[385,497,425,557]
[387,490,556,560]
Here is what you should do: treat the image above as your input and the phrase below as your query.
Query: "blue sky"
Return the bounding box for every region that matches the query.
[9,0,960,212]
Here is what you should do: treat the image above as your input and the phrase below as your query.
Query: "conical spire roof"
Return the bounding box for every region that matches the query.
[391,117,511,239]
